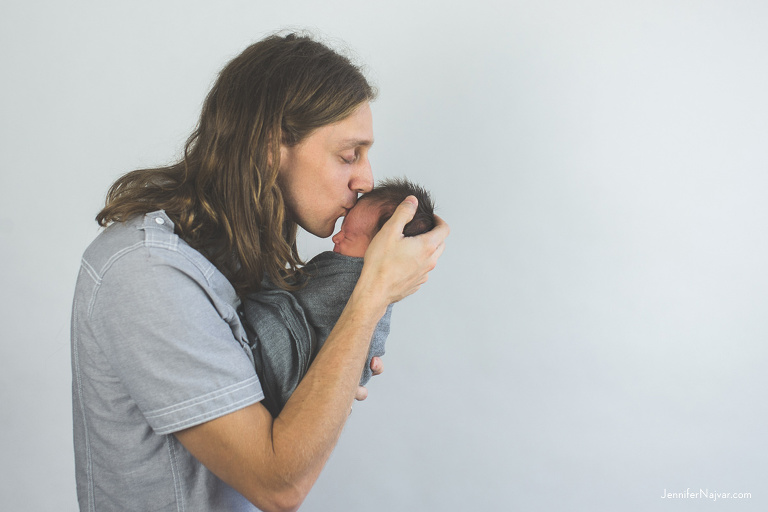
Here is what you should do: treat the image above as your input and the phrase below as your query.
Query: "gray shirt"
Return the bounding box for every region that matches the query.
[71,211,263,511]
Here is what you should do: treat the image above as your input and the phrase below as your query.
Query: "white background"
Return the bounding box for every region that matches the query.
[1,1,766,510]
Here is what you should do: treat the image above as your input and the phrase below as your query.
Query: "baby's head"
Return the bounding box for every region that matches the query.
[332,178,436,257]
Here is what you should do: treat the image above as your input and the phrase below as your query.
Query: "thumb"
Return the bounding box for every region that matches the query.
[382,196,418,235]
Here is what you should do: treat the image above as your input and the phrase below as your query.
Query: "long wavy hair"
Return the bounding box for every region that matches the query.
[96,33,376,295]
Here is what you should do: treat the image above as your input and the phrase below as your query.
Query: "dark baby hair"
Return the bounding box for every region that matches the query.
[361,178,436,237]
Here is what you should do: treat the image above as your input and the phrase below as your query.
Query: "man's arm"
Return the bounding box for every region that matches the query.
[175,198,449,512]
[175,292,384,512]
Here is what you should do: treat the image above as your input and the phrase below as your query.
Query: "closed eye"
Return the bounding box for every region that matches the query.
[340,152,359,164]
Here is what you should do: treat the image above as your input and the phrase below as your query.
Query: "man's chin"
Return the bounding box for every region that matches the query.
[304,224,335,239]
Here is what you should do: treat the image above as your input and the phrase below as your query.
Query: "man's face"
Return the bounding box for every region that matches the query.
[278,102,374,238]
[331,199,379,257]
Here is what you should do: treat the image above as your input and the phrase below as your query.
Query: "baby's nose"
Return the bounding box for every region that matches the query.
[331,231,343,244]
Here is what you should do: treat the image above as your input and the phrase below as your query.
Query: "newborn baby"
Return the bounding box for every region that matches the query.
[242,178,436,416]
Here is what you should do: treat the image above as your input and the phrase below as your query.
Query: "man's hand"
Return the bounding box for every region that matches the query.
[359,195,449,308]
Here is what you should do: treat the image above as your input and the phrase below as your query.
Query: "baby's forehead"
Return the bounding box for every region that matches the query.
[342,198,384,232]
[346,197,382,220]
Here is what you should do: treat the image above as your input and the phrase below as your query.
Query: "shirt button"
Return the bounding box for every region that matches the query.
[155,217,165,225]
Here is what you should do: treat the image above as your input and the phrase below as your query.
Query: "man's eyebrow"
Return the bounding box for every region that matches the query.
[336,138,374,150]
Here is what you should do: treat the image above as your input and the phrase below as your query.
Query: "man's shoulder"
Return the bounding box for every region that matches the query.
[81,211,210,280]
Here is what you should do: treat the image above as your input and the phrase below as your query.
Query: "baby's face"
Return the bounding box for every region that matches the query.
[331,199,379,257]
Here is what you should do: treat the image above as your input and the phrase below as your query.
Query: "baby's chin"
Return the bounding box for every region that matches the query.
[332,243,365,258]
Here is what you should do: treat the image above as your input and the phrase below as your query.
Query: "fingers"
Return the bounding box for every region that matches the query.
[409,213,449,272]
[379,196,418,236]
[424,214,450,247]
[432,214,450,237]
[370,356,384,376]
[354,359,384,403]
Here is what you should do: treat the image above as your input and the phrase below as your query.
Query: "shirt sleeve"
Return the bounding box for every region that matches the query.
[88,246,264,435]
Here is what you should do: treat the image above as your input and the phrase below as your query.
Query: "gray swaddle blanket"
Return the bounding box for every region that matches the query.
[242,251,393,417]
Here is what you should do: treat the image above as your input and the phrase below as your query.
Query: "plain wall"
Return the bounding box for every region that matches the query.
[1,1,766,510]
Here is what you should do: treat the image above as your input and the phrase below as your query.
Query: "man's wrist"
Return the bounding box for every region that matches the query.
[346,281,390,327]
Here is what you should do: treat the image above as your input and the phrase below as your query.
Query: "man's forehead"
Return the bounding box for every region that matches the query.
[322,103,374,149]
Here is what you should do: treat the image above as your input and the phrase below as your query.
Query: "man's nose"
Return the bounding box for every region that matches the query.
[349,157,373,194]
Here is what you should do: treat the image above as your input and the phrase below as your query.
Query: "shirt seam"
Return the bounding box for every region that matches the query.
[84,236,219,320]
[84,240,145,318]
[153,391,264,435]
[167,435,185,512]
[144,376,260,418]
[71,300,97,512]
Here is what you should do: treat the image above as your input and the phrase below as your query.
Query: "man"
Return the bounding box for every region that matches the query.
[72,33,448,511]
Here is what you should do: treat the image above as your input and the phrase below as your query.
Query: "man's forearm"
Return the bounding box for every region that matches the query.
[271,288,389,484]
[175,288,389,512]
